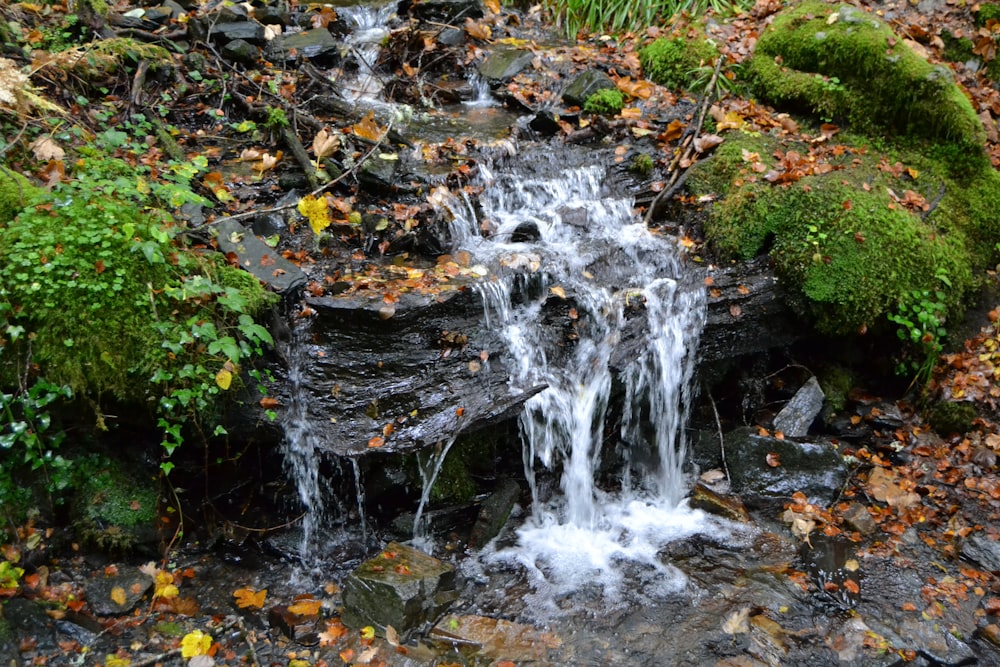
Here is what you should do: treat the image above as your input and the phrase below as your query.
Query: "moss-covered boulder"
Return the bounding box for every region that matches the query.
[688,132,1000,334]
[639,34,718,90]
[73,457,161,554]
[0,169,42,226]
[745,2,985,148]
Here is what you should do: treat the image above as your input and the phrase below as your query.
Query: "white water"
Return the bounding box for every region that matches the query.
[336,1,397,102]
[437,150,711,601]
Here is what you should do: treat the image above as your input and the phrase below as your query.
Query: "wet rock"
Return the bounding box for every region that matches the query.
[409,0,484,24]
[358,155,398,193]
[962,533,1000,572]
[468,478,521,548]
[342,541,458,637]
[84,566,153,615]
[209,21,266,45]
[800,534,861,608]
[267,28,340,61]
[562,69,617,108]
[430,614,561,662]
[222,38,260,66]
[528,109,562,136]
[841,501,877,536]
[772,376,824,437]
[478,49,534,82]
[3,597,60,655]
[724,426,848,511]
[688,482,751,522]
[213,219,307,294]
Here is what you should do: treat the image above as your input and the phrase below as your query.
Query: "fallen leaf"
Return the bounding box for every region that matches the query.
[766,452,781,467]
[110,586,126,606]
[233,588,267,609]
[30,136,64,161]
[693,134,724,153]
[549,285,567,299]
[288,598,322,616]
[722,607,750,635]
[367,436,385,449]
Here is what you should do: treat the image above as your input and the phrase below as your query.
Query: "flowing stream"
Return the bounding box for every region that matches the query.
[437,149,712,603]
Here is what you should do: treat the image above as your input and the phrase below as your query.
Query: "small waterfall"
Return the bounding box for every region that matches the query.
[337,1,397,103]
[437,149,710,600]
[464,72,495,107]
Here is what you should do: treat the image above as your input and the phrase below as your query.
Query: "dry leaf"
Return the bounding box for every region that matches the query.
[465,17,492,40]
[30,136,64,161]
[693,134,724,153]
[722,607,750,635]
[549,286,567,299]
[233,587,267,609]
[312,128,340,158]
[110,586,126,606]
[288,598,322,616]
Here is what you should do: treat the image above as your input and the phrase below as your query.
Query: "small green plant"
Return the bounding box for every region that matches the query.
[265,107,289,130]
[552,0,750,36]
[887,270,952,386]
[630,153,654,177]
[583,88,624,115]
[0,559,23,594]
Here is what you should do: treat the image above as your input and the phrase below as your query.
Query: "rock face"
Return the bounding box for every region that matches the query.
[342,541,458,636]
[562,70,617,108]
[773,376,825,437]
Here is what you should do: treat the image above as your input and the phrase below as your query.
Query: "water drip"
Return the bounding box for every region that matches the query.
[411,437,458,546]
[350,457,368,542]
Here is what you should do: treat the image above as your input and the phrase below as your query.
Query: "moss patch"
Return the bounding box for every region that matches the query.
[688,131,1000,334]
[583,88,624,115]
[0,168,42,226]
[74,456,160,553]
[639,34,718,90]
[745,2,985,148]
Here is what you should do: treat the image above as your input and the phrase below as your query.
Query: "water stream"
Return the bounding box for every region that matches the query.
[437,149,713,602]
[335,1,398,103]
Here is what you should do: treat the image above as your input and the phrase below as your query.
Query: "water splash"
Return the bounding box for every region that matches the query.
[464,72,495,107]
[336,1,398,103]
[437,149,711,600]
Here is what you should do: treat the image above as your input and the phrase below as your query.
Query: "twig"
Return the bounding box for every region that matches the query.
[706,385,730,482]
[643,56,724,226]
[237,616,263,667]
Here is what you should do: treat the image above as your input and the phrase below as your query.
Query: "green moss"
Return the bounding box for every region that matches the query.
[0,169,42,226]
[818,365,854,413]
[927,400,976,435]
[74,456,159,553]
[583,88,624,115]
[940,30,976,64]
[639,35,718,90]
[430,447,477,504]
[745,2,985,147]
[689,132,989,335]
[631,153,654,177]
[976,3,1000,26]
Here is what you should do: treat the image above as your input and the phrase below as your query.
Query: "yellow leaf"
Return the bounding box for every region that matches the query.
[549,286,566,299]
[215,368,232,391]
[110,586,127,606]
[289,660,311,667]
[352,112,385,142]
[288,598,322,616]
[154,571,179,600]
[105,655,131,667]
[297,194,331,236]
[484,0,501,12]
[360,625,376,640]
[233,587,267,609]
[180,630,212,658]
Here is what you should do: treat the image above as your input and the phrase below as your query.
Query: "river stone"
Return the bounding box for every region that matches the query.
[342,542,458,636]
[222,38,260,67]
[267,28,340,61]
[724,426,847,511]
[468,478,521,548]
[562,69,616,108]
[478,49,534,82]
[358,155,398,193]
[209,21,266,45]
[688,482,751,522]
[409,0,484,23]
[430,614,561,662]
[213,219,306,294]
[961,533,1000,572]
[84,566,153,615]
[773,376,824,437]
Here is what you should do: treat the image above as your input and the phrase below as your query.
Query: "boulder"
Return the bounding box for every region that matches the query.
[342,542,458,636]
[773,376,825,437]
[267,28,340,61]
[478,49,534,82]
[562,70,616,109]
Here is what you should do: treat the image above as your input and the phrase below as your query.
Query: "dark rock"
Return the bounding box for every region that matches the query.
[725,426,848,511]
[162,0,187,17]
[216,3,250,22]
[222,38,260,66]
[256,4,289,25]
[358,155,398,193]
[342,541,458,636]
[773,376,825,437]
[562,69,616,108]
[437,26,466,46]
[209,22,266,45]
[84,566,153,615]
[468,478,521,548]
[266,28,340,61]
[688,482,751,522]
[409,0,484,24]
[213,219,307,294]
[478,49,534,82]
[962,534,1000,572]
[800,533,861,608]
[528,110,562,136]
[141,6,173,24]
[3,597,60,654]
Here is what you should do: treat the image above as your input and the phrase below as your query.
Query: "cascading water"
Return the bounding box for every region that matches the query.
[438,149,712,603]
[335,1,397,103]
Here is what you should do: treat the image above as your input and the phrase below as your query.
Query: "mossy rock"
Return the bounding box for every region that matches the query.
[639,34,718,90]
[687,131,1000,334]
[927,400,976,436]
[74,457,160,554]
[976,3,1000,26]
[745,2,985,148]
[0,169,42,226]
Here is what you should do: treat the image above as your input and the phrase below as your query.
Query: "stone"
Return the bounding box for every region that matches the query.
[724,426,848,511]
[841,502,877,536]
[342,542,458,636]
[478,49,534,82]
[528,109,561,136]
[358,155,398,193]
[430,614,561,662]
[562,69,617,108]
[213,219,307,294]
[221,38,260,67]
[773,376,824,437]
[468,478,521,548]
[84,566,153,615]
[961,534,1000,572]
[689,482,751,522]
[409,0,484,23]
[267,28,340,61]
[209,22,266,45]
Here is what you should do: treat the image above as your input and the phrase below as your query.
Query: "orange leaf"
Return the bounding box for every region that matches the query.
[320,618,349,645]
[260,397,281,409]
[352,112,385,142]
[288,598,322,616]
[843,579,860,595]
[367,436,385,449]
[233,588,267,609]
[766,452,781,467]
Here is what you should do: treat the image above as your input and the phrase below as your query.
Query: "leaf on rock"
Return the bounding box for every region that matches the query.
[180,630,212,658]
[288,598,322,616]
[233,587,267,609]
[297,194,332,236]
[367,436,385,449]
[722,607,750,635]
[319,619,349,645]
[110,586,127,606]
[465,17,492,40]
[352,112,385,142]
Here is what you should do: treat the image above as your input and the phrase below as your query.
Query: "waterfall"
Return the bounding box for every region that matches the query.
[336,1,397,103]
[439,148,710,600]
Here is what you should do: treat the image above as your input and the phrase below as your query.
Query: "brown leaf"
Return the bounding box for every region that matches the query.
[766,452,781,467]
[367,436,385,449]
[464,17,492,41]
[288,598,322,616]
[233,587,267,609]
[693,134,724,153]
